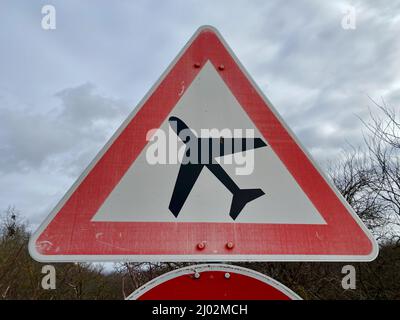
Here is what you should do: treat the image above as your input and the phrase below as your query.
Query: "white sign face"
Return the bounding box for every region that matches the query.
[93,61,325,225]
[29,26,378,262]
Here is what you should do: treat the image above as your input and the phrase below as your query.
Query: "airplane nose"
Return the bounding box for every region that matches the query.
[169,116,192,137]
[169,116,180,123]
[169,116,183,135]
[169,116,186,132]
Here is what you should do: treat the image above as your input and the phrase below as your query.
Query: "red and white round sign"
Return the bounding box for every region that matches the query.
[127,264,301,300]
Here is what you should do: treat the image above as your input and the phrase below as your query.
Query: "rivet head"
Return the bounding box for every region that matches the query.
[226,241,234,249]
[218,64,225,70]
[194,272,201,279]
[224,272,231,279]
[197,242,206,250]
[194,62,201,68]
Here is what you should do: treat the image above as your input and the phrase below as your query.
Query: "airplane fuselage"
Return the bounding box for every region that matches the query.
[168,116,267,220]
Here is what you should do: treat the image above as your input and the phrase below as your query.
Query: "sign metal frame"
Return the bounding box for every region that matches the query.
[29,26,378,262]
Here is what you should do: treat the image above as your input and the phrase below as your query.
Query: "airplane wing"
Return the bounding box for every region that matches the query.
[209,137,267,157]
[168,162,204,217]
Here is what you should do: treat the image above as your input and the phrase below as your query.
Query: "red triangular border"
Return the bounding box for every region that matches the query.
[30,26,378,261]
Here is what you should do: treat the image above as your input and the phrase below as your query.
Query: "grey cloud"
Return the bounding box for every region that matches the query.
[56,83,127,125]
[228,0,400,165]
[0,83,129,174]
[0,0,399,224]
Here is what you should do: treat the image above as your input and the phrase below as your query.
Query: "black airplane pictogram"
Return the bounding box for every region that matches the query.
[168,116,267,220]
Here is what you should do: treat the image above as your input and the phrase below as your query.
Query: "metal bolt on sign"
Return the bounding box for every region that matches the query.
[226,241,235,249]
[197,241,206,250]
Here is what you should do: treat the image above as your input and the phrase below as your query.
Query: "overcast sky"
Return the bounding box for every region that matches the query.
[1,1,399,228]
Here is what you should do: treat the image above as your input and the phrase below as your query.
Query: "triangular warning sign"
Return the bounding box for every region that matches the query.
[30,26,378,262]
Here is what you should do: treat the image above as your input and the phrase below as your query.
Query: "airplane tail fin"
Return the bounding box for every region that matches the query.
[229,188,265,220]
